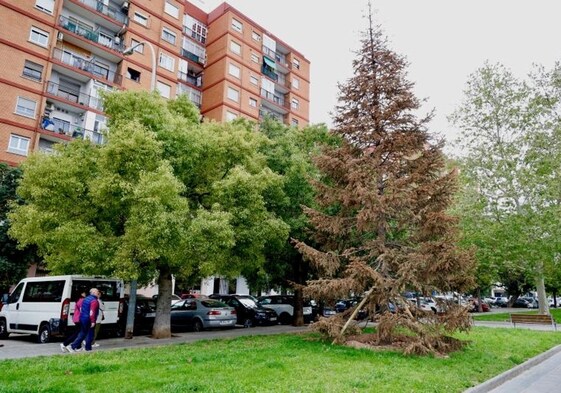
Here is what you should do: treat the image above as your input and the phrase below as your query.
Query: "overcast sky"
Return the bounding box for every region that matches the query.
[198,1,561,148]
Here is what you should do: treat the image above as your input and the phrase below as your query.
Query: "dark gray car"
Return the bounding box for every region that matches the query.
[170,299,237,331]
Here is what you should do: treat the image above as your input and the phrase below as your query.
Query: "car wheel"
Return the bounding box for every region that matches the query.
[193,319,203,332]
[243,318,253,328]
[279,313,291,325]
[0,318,9,339]
[37,323,50,344]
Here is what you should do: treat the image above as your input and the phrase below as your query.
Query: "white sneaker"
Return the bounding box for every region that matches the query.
[66,345,75,353]
[92,343,100,348]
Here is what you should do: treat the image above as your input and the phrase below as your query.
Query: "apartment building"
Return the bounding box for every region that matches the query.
[0,0,310,166]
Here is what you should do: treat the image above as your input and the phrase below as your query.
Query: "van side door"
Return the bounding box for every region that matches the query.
[3,282,25,331]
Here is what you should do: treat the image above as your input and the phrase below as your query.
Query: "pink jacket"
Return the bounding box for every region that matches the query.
[72,297,84,324]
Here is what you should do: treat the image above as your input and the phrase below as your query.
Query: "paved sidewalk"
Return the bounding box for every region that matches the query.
[466,320,561,392]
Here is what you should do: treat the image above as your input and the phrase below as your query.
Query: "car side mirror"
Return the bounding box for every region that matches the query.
[1,293,8,304]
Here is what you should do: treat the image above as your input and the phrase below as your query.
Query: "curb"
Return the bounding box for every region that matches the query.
[464,343,561,393]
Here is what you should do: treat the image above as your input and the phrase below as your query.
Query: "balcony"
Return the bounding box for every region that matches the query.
[262,66,278,82]
[46,81,103,111]
[58,15,124,53]
[180,48,205,65]
[178,71,202,87]
[260,89,286,108]
[183,26,206,44]
[73,0,128,25]
[40,116,104,143]
[52,48,121,85]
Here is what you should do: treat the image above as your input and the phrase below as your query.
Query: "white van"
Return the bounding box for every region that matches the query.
[0,275,124,343]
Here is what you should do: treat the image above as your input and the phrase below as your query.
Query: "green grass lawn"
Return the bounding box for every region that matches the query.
[1,327,560,393]
[472,308,561,322]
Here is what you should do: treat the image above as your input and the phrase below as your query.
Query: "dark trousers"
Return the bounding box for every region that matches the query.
[62,321,82,347]
[71,320,95,351]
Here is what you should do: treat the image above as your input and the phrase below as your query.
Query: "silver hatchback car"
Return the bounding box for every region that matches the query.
[170,298,237,331]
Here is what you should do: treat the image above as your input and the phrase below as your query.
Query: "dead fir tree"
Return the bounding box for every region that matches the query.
[293,4,476,356]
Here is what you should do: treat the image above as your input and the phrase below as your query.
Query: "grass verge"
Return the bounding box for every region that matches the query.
[472,308,561,322]
[0,327,560,393]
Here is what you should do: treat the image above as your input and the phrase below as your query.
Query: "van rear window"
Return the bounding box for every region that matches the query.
[72,280,121,301]
[22,280,65,302]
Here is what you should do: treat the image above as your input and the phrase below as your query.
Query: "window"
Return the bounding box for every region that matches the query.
[226,111,237,121]
[250,75,258,86]
[157,81,171,98]
[159,52,175,71]
[164,2,179,18]
[230,41,241,55]
[35,0,54,13]
[22,60,43,82]
[184,15,207,44]
[162,28,176,45]
[23,280,65,302]
[8,134,30,156]
[249,98,257,108]
[29,27,49,47]
[252,31,261,42]
[292,77,300,90]
[291,98,300,110]
[251,53,259,63]
[134,12,148,26]
[131,39,144,53]
[228,63,240,79]
[227,87,239,102]
[126,67,141,82]
[291,118,299,127]
[182,38,206,63]
[15,97,36,118]
[231,18,243,33]
[292,58,301,69]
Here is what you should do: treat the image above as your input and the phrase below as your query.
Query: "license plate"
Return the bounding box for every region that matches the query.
[220,320,232,325]
[270,317,277,321]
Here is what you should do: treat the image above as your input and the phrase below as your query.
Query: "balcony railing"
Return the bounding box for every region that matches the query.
[177,84,202,107]
[177,71,202,87]
[52,48,122,85]
[260,89,286,107]
[183,26,206,44]
[259,109,283,123]
[275,52,287,65]
[74,0,128,25]
[180,48,205,65]
[262,66,278,82]
[40,117,103,143]
[58,15,124,52]
[46,81,103,111]
[262,46,275,59]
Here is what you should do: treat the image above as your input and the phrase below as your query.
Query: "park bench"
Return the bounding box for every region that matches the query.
[510,313,557,331]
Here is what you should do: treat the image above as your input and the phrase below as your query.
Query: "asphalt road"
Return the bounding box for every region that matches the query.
[0,324,309,361]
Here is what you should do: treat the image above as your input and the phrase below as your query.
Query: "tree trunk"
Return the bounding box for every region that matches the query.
[293,286,304,326]
[536,267,549,315]
[477,287,482,312]
[152,266,173,339]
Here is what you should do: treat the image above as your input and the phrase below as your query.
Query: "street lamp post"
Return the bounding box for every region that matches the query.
[121,40,156,338]
[122,40,156,92]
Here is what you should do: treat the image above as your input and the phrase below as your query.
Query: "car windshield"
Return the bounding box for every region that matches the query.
[201,300,228,308]
[238,297,258,308]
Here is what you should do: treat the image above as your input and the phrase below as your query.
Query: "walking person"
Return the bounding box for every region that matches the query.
[60,291,86,352]
[66,288,100,353]
[91,291,105,348]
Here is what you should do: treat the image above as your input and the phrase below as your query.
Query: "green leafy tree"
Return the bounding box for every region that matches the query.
[451,62,561,313]
[9,91,288,338]
[0,164,38,294]
[294,7,475,355]
[255,118,338,325]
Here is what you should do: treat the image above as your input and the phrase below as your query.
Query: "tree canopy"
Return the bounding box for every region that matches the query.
[8,91,289,338]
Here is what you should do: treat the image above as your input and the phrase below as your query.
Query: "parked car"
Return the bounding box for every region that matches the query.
[335,299,368,320]
[257,295,313,324]
[209,294,278,327]
[493,297,508,307]
[170,299,237,331]
[119,295,157,335]
[152,294,182,305]
[512,298,531,308]
[309,300,336,320]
